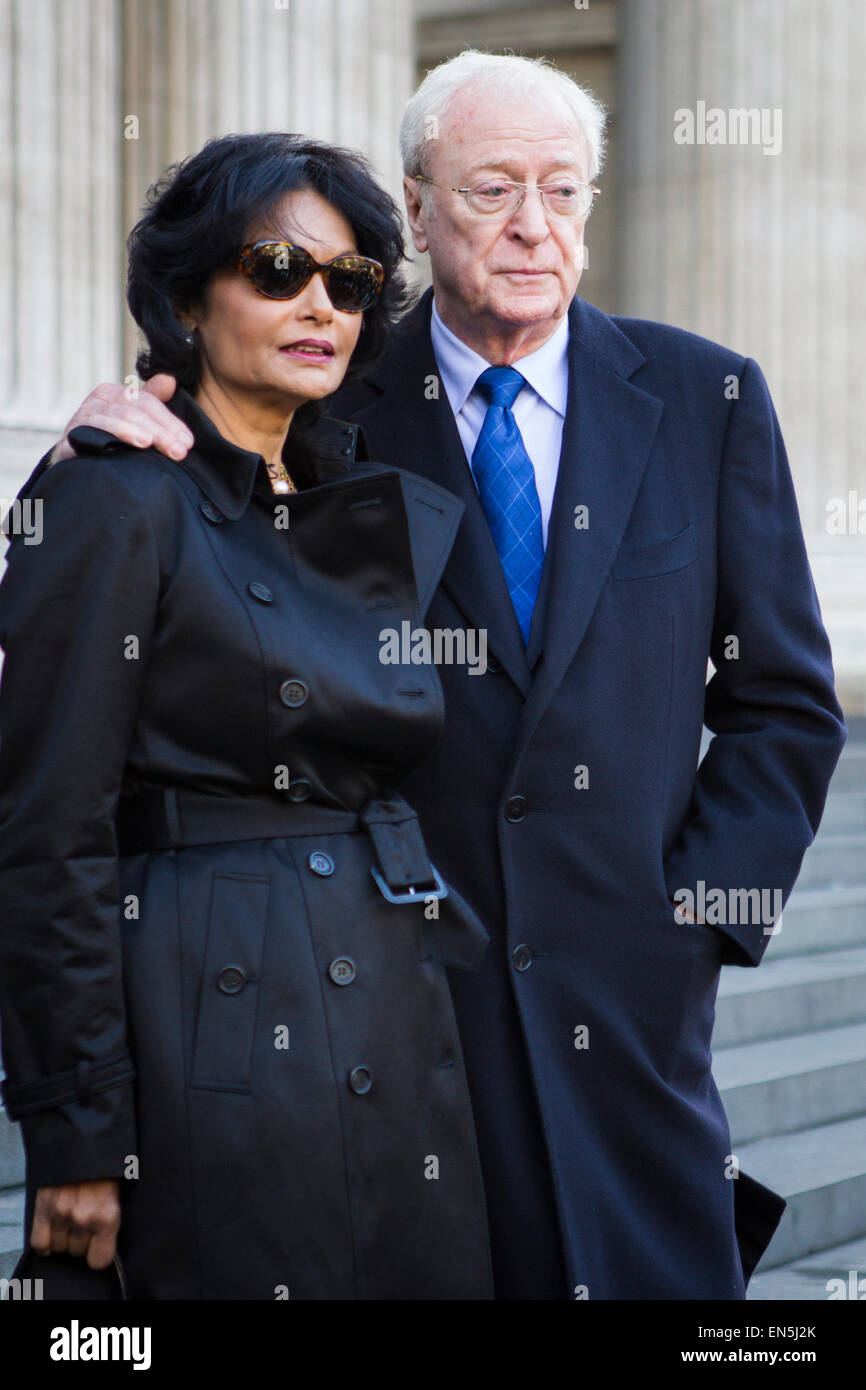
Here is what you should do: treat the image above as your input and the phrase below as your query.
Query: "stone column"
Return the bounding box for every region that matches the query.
[120,0,413,382]
[618,0,866,712]
[0,0,413,496]
[0,0,123,493]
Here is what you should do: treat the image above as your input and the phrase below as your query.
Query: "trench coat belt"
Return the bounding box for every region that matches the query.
[115,786,489,970]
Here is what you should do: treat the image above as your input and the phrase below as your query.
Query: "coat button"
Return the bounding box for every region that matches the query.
[199,500,223,525]
[505,795,528,822]
[218,965,246,994]
[328,956,356,986]
[512,944,533,972]
[308,851,334,876]
[340,445,353,456]
[287,778,312,802]
[248,582,273,603]
[486,654,503,674]
[280,678,308,707]
[343,427,354,438]
[348,1065,372,1094]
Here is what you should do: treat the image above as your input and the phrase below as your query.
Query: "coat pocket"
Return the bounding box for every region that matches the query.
[190,872,270,1093]
[611,522,696,580]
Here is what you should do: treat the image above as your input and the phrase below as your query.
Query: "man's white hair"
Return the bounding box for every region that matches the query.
[400,49,608,186]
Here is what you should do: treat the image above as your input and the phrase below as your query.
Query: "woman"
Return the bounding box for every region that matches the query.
[0,132,493,1299]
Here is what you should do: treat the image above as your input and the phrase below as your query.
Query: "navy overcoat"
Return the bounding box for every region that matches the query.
[332,289,847,1299]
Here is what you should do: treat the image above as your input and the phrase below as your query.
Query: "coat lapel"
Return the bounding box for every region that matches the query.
[392,469,467,619]
[514,297,665,756]
[345,291,665,719]
[350,290,532,695]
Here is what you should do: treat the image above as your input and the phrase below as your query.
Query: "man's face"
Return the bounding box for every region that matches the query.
[405,84,593,350]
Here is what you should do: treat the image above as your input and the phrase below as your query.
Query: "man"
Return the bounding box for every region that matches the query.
[14,51,845,1298]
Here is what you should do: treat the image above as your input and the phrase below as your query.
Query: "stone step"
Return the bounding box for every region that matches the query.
[716,945,866,1046]
[0,1107,24,1191]
[797,833,866,889]
[763,884,866,957]
[0,1184,24,1283]
[748,1230,866,1299]
[821,790,866,834]
[736,1115,866,1270]
[714,1021,866,1143]
[827,744,866,792]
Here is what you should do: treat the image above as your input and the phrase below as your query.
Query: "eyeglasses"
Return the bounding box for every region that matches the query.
[412,174,600,219]
[236,241,384,312]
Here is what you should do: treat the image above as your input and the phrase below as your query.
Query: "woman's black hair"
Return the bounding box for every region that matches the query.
[126,131,413,417]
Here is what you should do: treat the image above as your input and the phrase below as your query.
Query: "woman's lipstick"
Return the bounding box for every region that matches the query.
[280,339,335,362]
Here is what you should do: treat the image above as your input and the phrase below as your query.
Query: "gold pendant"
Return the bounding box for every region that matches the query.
[271,463,297,495]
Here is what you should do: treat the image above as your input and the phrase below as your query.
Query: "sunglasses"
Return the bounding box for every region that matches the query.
[236,240,384,312]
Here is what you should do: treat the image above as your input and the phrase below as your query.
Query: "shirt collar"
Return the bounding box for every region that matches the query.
[165,387,366,520]
[429,296,570,417]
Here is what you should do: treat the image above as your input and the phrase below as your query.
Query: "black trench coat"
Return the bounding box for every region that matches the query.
[0,388,494,1300]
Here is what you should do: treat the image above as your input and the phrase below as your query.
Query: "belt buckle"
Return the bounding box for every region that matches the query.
[370,863,448,905]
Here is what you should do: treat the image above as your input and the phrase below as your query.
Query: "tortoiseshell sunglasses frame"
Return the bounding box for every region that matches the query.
[236,240,384,312]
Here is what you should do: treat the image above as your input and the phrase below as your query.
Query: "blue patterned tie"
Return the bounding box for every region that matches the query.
[471,366,544,644]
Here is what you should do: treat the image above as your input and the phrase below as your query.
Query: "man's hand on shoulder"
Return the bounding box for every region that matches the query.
[48,373,193,465]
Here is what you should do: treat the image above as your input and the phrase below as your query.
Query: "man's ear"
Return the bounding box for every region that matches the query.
[403,176,430,254]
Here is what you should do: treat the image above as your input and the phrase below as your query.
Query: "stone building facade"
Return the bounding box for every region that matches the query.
[1,0,864,707]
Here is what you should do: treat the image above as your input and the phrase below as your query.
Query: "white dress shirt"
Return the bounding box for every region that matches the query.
[429,297,570,546]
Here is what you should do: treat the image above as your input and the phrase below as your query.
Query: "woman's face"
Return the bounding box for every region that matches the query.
[188,187,365,412]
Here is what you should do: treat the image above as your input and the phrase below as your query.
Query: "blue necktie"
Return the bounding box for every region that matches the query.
[471,366,544,644]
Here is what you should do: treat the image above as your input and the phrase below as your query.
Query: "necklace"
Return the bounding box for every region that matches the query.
[267,460,298,494]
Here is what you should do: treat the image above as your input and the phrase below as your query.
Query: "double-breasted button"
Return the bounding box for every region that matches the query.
[348,1065,372,1094]
[486,654,503,674]
[340,445,353,456]
[505,795,528,822]
[328,957,356,986]
[512,944,533,972]
[308,851,334,876]
[287,778,312,802]
[280,678,308,707]
[248,582,273,603]
[199,500,224,525]
[218,965,246,994]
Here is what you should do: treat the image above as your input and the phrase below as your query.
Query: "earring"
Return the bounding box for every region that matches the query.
[184,330,196,345]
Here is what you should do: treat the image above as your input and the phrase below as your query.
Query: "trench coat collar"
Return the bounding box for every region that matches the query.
[166,385,466,627]
[166,386,368,521]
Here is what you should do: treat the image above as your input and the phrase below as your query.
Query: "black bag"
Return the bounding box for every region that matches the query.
[5,1245,129,1300]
